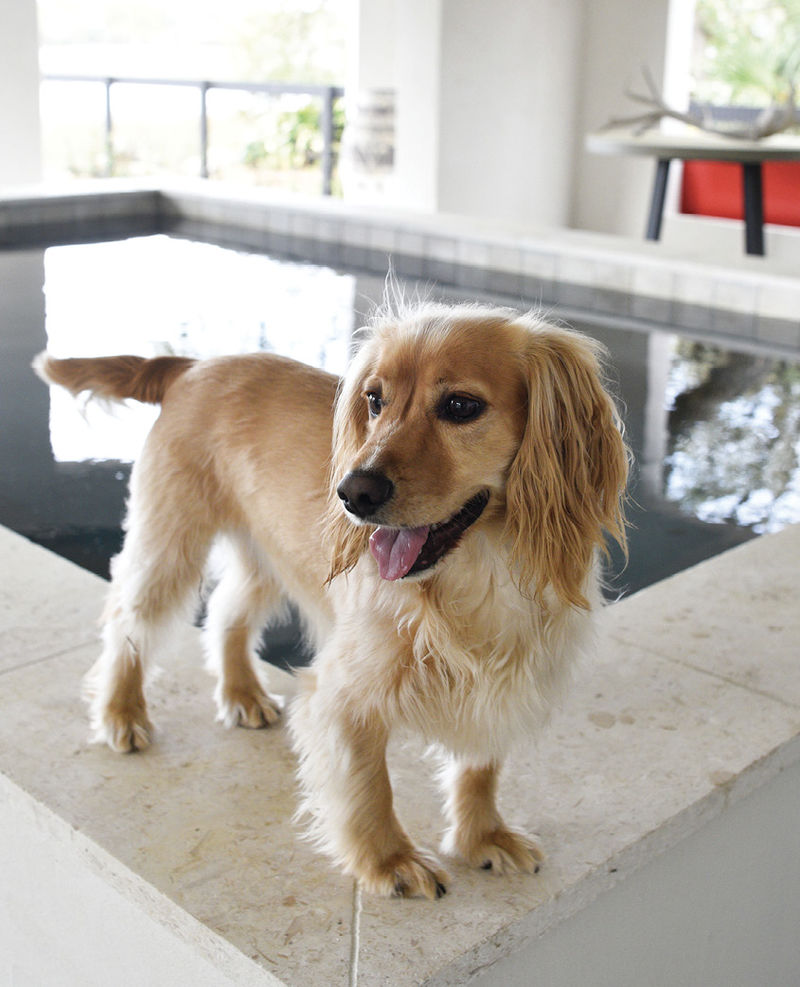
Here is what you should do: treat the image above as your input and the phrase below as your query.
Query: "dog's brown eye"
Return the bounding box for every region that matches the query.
[439,394,485,423]
[366,391,383,417]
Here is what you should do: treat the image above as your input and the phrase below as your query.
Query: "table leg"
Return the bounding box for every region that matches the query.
[742,162,765,256]
[646,158,671,241]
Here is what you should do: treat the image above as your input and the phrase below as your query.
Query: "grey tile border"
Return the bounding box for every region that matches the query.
[519,274,558,309]
[453,259,489,292]
[425,234,459,264]
[340,243,372,271]
[366,225,396,254]
[630,292,674,325]
[390,251,425,280]
[456,238,491,278]
[711,306,757,338]
[2,185,799,355]
[394,230,426,261]
[485,243,522,276]
[595,286,632,319]
[423,257,458,286]
[305,237,347,269]
[672,300,715,333]
[713,277,760,316]
[555,280,597,311]
[317,215,345,245]
[484,267,524,300]
[755,316,800,349]
[0,216,154,248]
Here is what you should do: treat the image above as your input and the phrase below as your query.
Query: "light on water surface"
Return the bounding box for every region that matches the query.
[44,235,356,462]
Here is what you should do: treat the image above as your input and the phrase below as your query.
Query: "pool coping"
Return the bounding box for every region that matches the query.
[1,180,799,355]
[1,522,799,985]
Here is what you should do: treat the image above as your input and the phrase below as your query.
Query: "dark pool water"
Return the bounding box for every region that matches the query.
[2,234,798,666]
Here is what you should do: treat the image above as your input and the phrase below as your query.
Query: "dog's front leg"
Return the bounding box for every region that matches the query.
[441,759,544,875]
[291,679,449,899]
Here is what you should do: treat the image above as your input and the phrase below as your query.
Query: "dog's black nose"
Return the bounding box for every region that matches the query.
[337,470,394,519]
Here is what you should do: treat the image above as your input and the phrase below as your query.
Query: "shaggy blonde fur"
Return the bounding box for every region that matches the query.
[34,303,627,899]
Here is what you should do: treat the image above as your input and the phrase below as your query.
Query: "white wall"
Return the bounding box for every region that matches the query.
[0,0,41,186]
[393,0,443,212]
[348,0,586,228]
[348,0,679,236]
[342,0,442,210]
[569,0,673,235]
[437,0,583,229]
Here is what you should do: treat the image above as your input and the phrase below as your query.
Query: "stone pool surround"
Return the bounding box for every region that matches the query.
[1,524,799,985]
[1,180,800,355]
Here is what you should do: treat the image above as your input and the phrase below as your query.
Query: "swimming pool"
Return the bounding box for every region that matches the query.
[2,233,798,665]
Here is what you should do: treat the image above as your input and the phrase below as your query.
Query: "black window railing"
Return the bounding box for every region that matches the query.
[41,74,345,195]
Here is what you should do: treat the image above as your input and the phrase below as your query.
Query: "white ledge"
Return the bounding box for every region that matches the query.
[1,523,799,985]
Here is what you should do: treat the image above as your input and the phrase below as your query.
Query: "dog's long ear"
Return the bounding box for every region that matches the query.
[505,326,628,609]
[325,341,374,582]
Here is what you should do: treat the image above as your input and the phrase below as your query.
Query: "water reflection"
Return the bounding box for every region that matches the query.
[665,341,800,533]
[44,236,356,462]
[0,248,133,573]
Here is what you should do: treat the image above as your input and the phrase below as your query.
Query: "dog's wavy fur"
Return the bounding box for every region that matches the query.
[34,303,627,899]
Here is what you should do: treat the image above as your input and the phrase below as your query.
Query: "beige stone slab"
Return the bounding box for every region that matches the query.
[607,524,800,709]
[3,524,800,985]
[355,637,800,985]
[0,635,353,987]
[0,526,105,673]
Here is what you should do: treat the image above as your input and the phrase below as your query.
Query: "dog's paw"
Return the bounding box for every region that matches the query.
[444,826,544,875]
[216,685,282,730]
[359,849,450,900]
[91,707,154,753]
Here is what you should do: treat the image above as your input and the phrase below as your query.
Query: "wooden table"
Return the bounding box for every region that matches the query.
[586,127,800,255]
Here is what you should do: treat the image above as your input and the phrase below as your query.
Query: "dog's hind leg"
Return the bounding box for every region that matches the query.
[85,461,215,753]
[203,536,283,729]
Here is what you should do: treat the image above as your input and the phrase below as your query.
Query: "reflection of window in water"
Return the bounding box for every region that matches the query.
[43,236,356,463]
[664,340,800,533]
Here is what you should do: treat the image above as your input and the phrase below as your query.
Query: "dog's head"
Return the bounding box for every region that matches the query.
[327,304,628,608]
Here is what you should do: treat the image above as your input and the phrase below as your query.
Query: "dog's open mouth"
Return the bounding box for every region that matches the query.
[368,490,490,581]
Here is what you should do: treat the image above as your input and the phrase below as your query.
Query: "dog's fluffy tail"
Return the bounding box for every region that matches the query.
[33,352,196,405]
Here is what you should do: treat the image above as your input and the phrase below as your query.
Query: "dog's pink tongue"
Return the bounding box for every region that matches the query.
[369,525,429,580]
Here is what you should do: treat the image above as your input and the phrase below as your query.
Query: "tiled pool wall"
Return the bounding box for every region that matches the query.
[2,183,800,353]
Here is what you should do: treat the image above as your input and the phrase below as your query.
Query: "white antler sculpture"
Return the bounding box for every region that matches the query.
[602,66,800,140]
